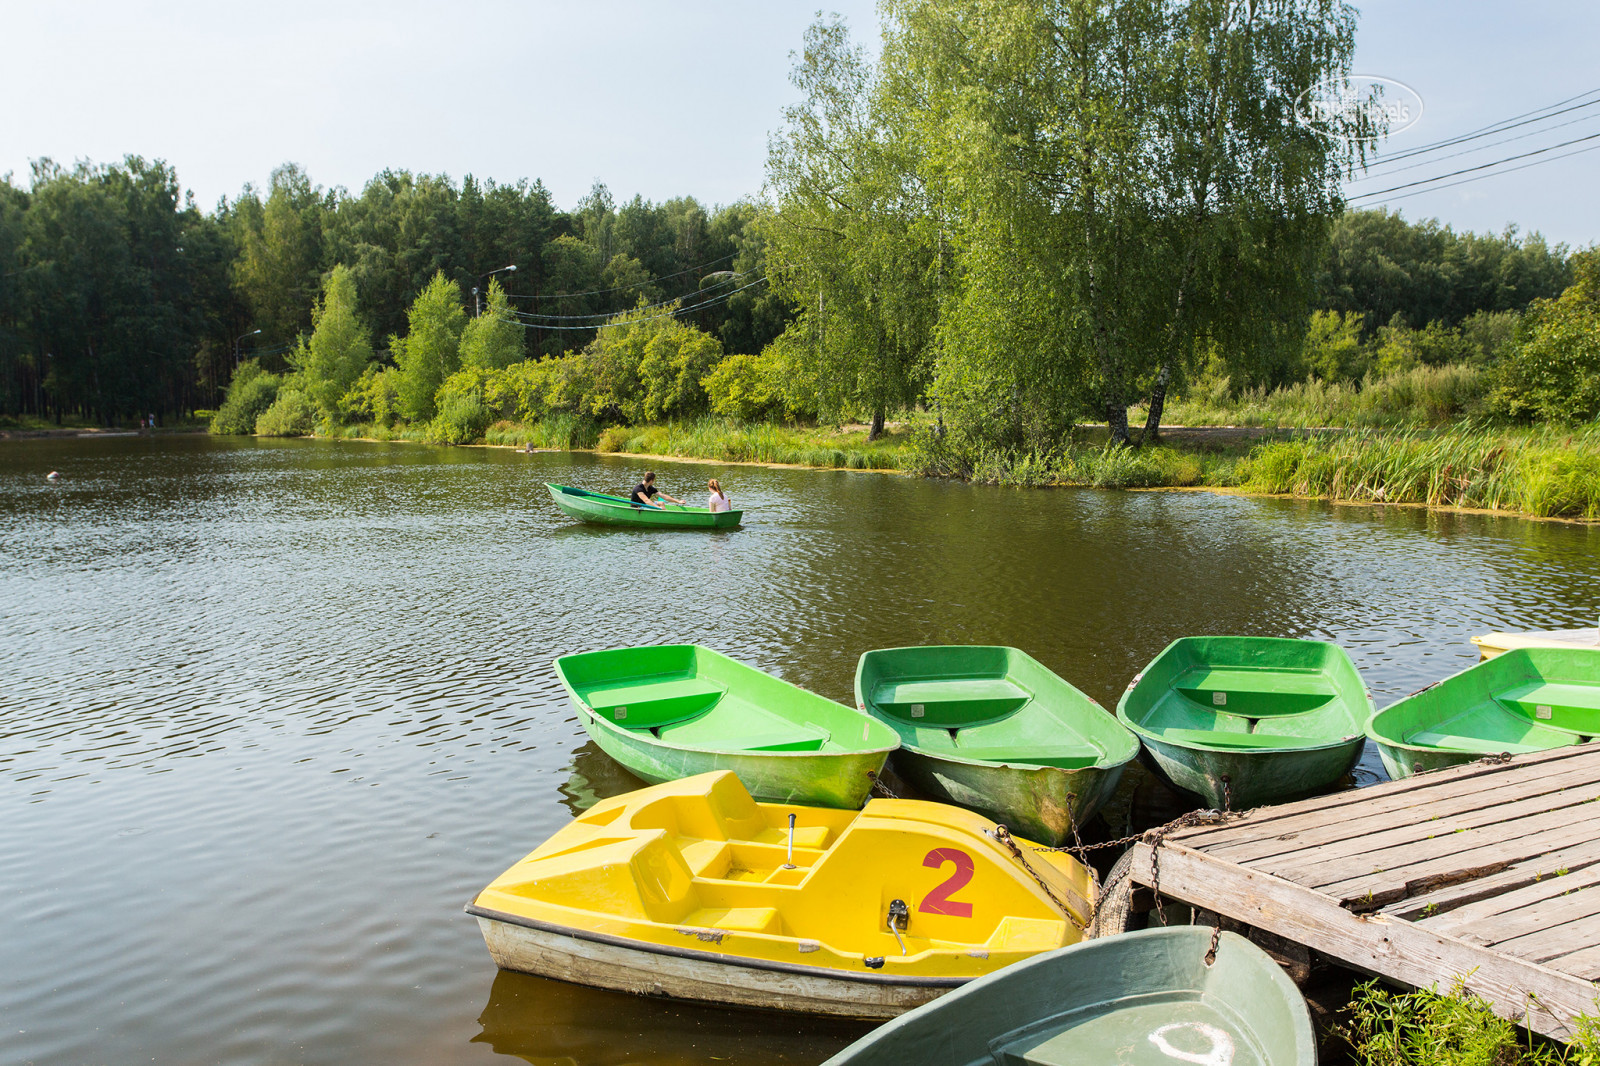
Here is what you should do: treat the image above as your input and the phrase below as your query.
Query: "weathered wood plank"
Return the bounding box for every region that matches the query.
[1307,811,1600,908]
[1490,907,1600,962]
[1385,839,1600,921]
[1127,842,1596,1040]
[1204,763,1600,866]
[1417,867,1600,935]
[1174,746,1600,850]
[1545,943,1600,981]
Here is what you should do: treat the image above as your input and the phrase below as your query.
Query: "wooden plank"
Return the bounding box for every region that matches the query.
[1417,866,1600,935]
[1490,908,1600,962]
[1545,943,1600,981]
[1175,746,1600,850]
[1318,817,1600,911]
[1126,841,1597,1040]
[1202,762,1600,866]
[1385,838,1600,921]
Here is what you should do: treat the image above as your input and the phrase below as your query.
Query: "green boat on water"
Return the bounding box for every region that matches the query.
[822,926,1316,1066]
[1117,636,1371,810]
[854,646,1138,844]
[545,484,741,529]
[554,644,899,808]
[1367,646,1600,779]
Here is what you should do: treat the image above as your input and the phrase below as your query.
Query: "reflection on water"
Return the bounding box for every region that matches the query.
[474,970,871,1066]
[1,435,1598,1065]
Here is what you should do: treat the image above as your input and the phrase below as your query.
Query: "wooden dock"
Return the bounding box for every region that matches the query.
[1118,745,1600,1039]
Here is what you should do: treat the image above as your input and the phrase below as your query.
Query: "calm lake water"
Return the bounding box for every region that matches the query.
[3,435,1599,1065]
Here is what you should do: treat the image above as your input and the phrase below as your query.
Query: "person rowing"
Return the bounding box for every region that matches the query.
[628,471,683,509]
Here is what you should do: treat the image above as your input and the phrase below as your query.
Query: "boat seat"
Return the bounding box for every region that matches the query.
[1174,668,1335,717]
[871,678,1030,725]
[1495,682,1600,736]
[1155,728,1342,750]
[949,744,1102,770]
[583,678,725,728]
[1404,729,1569,754]
[683,906,782,935]
[655,706,830,752]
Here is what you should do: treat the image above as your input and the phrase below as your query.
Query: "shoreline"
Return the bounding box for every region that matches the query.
[321,431,1600,526]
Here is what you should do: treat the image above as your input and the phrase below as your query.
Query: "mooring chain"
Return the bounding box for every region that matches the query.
[1204,916,1223,967]
[992,824,1092,934]
[865,770,899,799]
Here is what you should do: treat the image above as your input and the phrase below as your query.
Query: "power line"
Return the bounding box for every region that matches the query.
[505,251,738,300]
[1353,140,1600,206]
[502,277,768,331]
[1348,130,1600,202]
[1366,86,1600,168]
[1354,110,1600,180]
[508,272,751,322]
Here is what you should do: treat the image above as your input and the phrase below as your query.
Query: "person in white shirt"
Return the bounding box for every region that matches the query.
[707,478,731,513]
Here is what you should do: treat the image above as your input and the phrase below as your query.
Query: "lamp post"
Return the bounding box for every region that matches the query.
[234,328,262,372]
[473,265,517,317]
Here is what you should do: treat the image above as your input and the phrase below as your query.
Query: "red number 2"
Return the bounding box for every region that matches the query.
[919,848,975,917]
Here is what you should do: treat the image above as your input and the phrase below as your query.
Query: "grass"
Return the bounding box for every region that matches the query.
[1142,364,1489,429]
[588,417,910,471]
[1340,979,1600,1065]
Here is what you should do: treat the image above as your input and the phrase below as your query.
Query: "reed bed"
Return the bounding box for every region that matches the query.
[1151,364,1488,429]
[590,418,908,471]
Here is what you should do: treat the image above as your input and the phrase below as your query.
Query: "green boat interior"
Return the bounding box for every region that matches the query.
[991,998,1274,1066]
[858,646,1126,770]
[1122,637,1368,750]
[557,644,893,755]
[1369,648,1600,755]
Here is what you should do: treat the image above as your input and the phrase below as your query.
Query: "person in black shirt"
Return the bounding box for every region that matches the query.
[628,471,684,508]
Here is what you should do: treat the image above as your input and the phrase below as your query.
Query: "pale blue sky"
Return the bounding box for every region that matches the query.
[3,1,1596,246]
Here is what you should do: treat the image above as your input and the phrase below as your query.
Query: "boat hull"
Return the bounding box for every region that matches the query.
[1136,733,1364,810]
[583,706,888,808]
[472,909,956,1019]
[888,749,1127,846]
[821,927,1316,1065]
[1473,628,1600,659]
[546,483,741,529]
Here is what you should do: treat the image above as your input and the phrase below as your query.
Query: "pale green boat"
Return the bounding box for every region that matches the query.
[1118,636,1371,810]
[554,644,899,808]
[854,646,1139,845]
[822,926,1316,1066]
[1367,646,1600,779]
[546,484,741,529]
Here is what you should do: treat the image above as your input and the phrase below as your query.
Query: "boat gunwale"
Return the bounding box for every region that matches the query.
[465,901,970,988]
[853,644,1138,772]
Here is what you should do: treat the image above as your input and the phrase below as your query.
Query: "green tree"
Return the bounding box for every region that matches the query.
[459,277,524,370]
[1303,311,1369,383]
[1489,251,1600,423]
[232,163,325,346]
[289,264,372,420]
[391,271,466,421]
[572,304,723,423]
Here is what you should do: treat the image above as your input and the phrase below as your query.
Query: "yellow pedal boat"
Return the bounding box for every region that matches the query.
[467,771,1094,1018]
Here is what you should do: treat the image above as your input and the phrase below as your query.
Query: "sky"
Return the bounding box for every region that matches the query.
[2,1,1596,247]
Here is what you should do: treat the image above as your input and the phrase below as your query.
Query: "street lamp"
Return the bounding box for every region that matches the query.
[473,265,517,317]
[234,328,262,371]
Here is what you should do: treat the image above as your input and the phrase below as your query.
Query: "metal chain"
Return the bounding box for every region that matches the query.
[992,825,1091,934]
[1204,917,1224,966]
[1221,774,1233,814]
[865,770,899,799]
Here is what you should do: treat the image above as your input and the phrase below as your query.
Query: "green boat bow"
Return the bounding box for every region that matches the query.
[546,483,741,529]
[555,644,899,808]
[854,646,1138,845]
[1118,636,1371,809]
[1367,646,1600,779]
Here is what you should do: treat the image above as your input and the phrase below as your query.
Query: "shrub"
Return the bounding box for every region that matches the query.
[703,352,783,421]
[428,394,492,444]
[1488,251,1600,423]
[210,362,282,435]
[254,387,317,437]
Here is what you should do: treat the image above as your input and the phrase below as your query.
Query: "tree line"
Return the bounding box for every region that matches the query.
[0,159,787,425]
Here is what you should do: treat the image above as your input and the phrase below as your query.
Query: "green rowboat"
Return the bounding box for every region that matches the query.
[1117,636,1371,809]
[554,644,899,808]
[546,483,741,529]
[822,926,1316,1066]
[854,646,1139,844]
[1367,646,1600,779]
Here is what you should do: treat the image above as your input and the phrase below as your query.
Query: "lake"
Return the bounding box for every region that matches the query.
[3,435,1597,1065]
